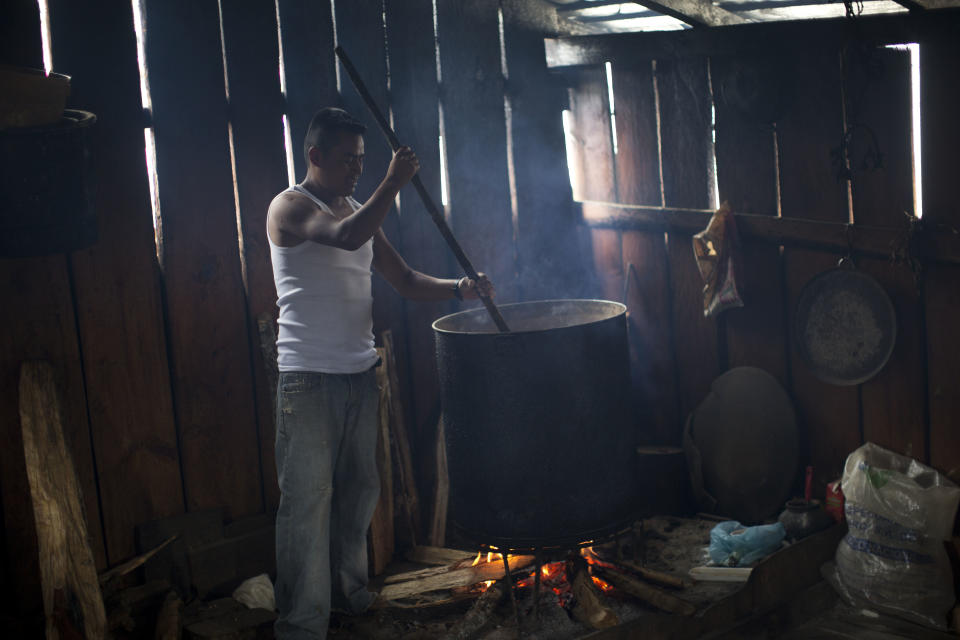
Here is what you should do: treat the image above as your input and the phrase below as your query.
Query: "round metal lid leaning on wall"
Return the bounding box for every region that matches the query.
[684,367,799,524]
[795,264,897,386]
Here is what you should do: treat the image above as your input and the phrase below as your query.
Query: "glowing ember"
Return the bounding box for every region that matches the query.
[591,575,615,593]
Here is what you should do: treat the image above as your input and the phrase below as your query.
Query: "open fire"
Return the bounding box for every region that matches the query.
[468,546,617,609]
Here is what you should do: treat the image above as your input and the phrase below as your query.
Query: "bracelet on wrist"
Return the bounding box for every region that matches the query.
[452,278,463,300]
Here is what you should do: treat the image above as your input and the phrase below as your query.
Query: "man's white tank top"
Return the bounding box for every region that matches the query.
[269,185,378,374]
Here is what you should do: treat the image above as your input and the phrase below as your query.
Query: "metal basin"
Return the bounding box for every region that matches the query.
[433,299,637,550]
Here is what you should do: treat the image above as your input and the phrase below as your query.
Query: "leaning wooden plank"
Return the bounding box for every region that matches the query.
[382,330,420,545]
[379,556,534,601]
[429,417,450,547]
[406,546,476,566]
[19,361,107,639]
[595,566,696,615]
[369,348,395,576]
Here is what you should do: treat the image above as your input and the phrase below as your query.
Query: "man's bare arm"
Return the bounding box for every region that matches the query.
[372,231,494,301]
[268,147,418,250]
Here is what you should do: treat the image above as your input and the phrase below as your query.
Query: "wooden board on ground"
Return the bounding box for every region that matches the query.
[19,362,106,639]
[183,597,276,640]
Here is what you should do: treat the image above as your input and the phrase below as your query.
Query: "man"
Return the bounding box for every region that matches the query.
[266,107,493,639]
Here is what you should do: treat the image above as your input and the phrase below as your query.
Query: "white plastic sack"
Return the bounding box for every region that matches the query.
[232,573,276,612]
[832,442,960,629]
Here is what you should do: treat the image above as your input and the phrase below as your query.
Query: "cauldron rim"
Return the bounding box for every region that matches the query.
[432,298,626,335]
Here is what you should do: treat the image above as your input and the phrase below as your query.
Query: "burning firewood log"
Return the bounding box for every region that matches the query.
[442,578,507,640]
[566,554,619,630]
[617,561,689,590]
[592,565,696,616]
[378,555,534,602]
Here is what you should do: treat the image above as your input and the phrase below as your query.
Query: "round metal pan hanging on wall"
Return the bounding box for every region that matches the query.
[794,263,896,386]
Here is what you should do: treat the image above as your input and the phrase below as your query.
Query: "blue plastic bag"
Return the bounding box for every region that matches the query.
[708,521,785,567]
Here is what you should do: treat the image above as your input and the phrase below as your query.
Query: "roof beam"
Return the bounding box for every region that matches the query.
[629,0,750,26]
[553,0,748,27]
[545,8,960,67]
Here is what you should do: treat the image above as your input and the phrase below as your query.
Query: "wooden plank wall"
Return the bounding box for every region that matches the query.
[561,22,960,496]
[0,0,585,611]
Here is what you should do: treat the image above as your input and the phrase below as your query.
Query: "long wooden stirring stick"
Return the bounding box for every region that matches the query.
[335,45,511,333]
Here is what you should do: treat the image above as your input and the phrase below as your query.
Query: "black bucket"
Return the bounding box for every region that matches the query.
[433,299,637,550]
[0,109,97,257]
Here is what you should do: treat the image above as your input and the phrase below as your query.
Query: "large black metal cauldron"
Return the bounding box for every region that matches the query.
[433,299,637,550]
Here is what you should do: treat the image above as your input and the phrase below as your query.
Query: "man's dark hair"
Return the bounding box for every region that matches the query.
[303,107,367,165]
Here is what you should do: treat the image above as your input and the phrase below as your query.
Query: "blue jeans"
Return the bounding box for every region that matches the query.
[274,369,380,639]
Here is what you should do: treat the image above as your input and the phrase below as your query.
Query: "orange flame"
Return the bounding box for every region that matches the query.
[591,575,615,593]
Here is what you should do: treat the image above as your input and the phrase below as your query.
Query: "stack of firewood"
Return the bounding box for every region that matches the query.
[377,543,699,635]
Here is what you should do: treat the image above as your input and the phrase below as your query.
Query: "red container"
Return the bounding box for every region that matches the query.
[825,480,845,523]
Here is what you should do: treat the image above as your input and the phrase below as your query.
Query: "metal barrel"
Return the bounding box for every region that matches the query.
[433,299,638,550]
